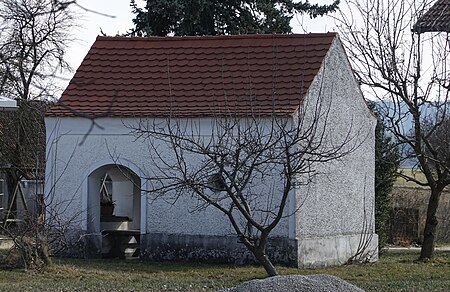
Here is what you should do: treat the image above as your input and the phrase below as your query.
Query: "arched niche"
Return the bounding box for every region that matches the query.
[82,160,145,257]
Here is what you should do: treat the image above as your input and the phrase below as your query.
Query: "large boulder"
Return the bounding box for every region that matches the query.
[222,274,364,292]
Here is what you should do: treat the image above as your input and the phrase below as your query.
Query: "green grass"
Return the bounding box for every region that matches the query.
[0,251,450,291]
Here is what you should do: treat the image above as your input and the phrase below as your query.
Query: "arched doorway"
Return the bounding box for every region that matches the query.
[86,163,142,258]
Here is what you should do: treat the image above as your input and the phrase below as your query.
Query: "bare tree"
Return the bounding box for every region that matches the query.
[336,0,450,259]
[0,0,127,271]
[0,0,74,100]
[131,91,360,276]
[0,0,74,270]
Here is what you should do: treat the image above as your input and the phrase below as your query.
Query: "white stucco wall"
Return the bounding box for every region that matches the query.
[45,117,290,238]
[293,37,376,239]
[45,120,148,232]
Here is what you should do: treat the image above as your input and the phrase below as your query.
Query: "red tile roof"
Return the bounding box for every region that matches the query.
[48,33,337,117]
[413,0,450,33]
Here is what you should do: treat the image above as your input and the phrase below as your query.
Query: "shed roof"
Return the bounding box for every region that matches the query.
[47,33,337,117]
[0,96,17,110]
[413,0,450,33]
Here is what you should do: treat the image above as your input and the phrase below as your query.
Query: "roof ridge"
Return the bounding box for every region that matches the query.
[95,33,337,42]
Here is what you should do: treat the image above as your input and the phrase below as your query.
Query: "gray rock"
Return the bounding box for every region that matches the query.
[221,274,364,292]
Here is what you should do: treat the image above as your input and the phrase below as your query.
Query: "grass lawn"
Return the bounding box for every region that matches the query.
[0,251,449,291]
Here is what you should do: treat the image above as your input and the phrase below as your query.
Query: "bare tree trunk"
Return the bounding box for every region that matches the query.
[420,187,442,260]
[37,231,52,267]
[251,247,279,277]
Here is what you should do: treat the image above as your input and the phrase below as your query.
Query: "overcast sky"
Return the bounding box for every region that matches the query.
[61,1,339,91]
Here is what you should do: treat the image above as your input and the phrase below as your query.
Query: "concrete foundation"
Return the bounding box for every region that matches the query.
[297,234,379,268]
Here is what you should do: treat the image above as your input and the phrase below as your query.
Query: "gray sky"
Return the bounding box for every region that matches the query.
[62,1,339,91]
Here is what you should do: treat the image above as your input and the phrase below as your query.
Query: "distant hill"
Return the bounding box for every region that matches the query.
[374,101,442,169]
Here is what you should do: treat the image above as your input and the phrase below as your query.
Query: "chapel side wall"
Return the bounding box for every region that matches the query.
[44,118,150,234]
[44,117,233,234]
[45,118,83,225]
[45,116,294,263]
[294,37,377,266]
[137,117,294,264]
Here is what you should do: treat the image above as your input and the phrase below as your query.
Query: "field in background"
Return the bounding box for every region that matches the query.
[395,168,428,188]
[0,251,449,291]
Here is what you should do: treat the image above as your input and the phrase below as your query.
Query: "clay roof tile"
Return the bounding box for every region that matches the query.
[48,33,337,117]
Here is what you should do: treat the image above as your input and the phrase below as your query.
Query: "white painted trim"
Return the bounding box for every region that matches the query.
[81,158,147,233]
[140,185,147,235]
[81,176,89,231]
